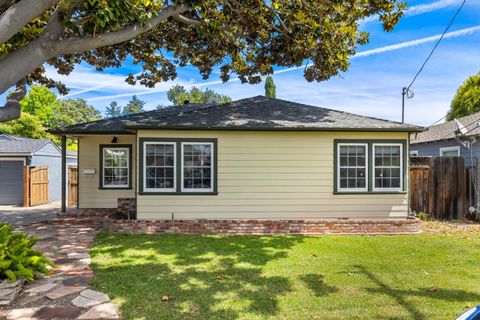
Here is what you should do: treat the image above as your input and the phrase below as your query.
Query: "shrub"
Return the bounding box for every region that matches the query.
[0,223,53,281]
[416,212,431,221]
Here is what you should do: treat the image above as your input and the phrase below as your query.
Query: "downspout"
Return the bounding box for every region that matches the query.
[61,135,67,213]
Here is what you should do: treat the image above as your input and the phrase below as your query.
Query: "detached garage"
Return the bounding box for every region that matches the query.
[0,134,77,205]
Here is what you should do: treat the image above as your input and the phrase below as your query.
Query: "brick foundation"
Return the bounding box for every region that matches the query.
[102,217,420,235]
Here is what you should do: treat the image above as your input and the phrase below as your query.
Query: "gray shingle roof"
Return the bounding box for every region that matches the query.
[51,96,422,134]
[410,112,480,144]
[0,134,34,141]
[0,139,50,154]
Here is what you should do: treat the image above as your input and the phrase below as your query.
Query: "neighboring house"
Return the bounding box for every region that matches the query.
[51,96,421,231]
[0,134,77,205]
[410,112,480,163]
[410,112,480,205]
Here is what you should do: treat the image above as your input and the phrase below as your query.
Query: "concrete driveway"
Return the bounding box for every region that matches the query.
[0,202,60,226]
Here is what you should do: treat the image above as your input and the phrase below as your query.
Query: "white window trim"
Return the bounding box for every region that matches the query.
[372,143,403,192]
[410,150,419,156]
[337,143,369,193]
[181,142,214,193]
[143,141,176,193]
[102,147,129,188]
[439,146,460,157]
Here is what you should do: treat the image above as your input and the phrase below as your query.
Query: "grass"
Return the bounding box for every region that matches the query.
[90,225,480,320]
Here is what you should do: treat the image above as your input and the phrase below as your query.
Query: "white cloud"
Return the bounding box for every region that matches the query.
[79,25,480,103]
[362,0,463,23]
[354,25,480,57]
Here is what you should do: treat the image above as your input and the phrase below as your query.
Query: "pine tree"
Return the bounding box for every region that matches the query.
[265,76,276,98]
[105,101,122,118]
[122,95,146,115]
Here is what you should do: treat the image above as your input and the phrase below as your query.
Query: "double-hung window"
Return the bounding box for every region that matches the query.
[100,145,131,189]
[181,142,214,192]
[144,142,176,192]
[141,139,216,194]
[335,141,405,193]
[373,143,403,192]
[337,143,368,192]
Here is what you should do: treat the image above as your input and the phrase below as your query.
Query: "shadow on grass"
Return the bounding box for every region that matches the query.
[300,274,338,297]
[354,265,480,320]
[90,233,313,319]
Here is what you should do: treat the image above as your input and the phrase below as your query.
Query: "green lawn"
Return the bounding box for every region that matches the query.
[90,226,480,320]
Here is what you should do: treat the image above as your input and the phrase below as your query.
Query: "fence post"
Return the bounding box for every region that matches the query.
[23,166,30,207]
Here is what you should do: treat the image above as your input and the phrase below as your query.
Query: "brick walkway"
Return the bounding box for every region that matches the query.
[0,218,120,319]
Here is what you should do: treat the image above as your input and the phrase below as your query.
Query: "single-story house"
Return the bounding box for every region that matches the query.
[51,96,422,233]
[0,134,77,205]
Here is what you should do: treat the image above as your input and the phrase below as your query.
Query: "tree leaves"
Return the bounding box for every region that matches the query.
[447,71,480,121]
[1,0,405,97]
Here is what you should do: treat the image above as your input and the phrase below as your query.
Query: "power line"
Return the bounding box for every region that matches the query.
[428,114,448,127]
[401,0,468,123]
[406,0,468,91]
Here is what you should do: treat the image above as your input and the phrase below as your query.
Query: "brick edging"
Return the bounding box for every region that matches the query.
[102,217,421,235]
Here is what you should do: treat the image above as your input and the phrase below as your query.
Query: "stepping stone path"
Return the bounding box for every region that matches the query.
[0,219,120,319]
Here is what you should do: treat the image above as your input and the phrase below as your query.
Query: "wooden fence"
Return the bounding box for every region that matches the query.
[68,166,78,207]
[410,157,468,220]
[24,166,49,207]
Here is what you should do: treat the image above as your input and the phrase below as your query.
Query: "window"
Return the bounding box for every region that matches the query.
[100,145,131,189]
[143,142,176,192]
[335,140,406,193]
[140,139,217,194]
[337,143,368,192]
[182,142,214,192]
[373,144,403,191]
[439,146,460,157]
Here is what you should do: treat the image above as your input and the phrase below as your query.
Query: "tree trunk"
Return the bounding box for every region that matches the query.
[0,80,26,122]
[0,37,54,94]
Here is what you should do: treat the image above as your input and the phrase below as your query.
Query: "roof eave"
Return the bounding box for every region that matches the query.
[126,125,424,132]
[48,129,134,136]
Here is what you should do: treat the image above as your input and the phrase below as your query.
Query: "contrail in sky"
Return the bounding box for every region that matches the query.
[84,25,480,102]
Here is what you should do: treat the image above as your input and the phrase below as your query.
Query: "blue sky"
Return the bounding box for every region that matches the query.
[2,0,480,126]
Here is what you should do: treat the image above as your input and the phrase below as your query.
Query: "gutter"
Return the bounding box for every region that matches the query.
[50,126,425,135]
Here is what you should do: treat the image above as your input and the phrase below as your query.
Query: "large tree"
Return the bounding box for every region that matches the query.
[0,0,405,121]
[446,72,480,121]
[0,112,54,140]
[51,98,101,128]
[20,85,61,127]
[0,85,100,149]
[167,85,231,105]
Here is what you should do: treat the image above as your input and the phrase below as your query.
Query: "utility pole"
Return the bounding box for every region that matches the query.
[401,87,407,123]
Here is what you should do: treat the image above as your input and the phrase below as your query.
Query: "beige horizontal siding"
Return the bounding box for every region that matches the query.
[136,130,410,220]
[78,135,136,208]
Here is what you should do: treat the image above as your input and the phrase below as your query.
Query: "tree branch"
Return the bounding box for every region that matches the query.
[173,14,201,26]
[0,0,14,10]
[0,0,61,45]
[54,4,190,54]
[0,79,26,122]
